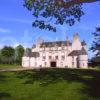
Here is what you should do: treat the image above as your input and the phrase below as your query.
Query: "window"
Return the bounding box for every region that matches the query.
[62,55,65,60]
[40,65,42,68]
[65,66,68,68]
[55,56,58,60]
[72,56,74,62]
[49,56,52,59]
[72,62,74,66]
[43,56,46,60]
[44,62,47,66]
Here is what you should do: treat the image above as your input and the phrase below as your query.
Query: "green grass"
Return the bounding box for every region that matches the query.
[0,64,21,69]
[0,68,100,100]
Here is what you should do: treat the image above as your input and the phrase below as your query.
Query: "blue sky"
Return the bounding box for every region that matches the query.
[0,0,100,58]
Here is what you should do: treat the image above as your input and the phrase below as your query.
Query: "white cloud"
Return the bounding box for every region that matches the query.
[0,28,11,33]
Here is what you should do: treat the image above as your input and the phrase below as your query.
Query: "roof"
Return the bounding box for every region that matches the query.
[68,47,87,56]
[32,44,36,49]
[38,40,86,48]
[40,41,72,47]
[24,49,39,57]
[30,52,40,57]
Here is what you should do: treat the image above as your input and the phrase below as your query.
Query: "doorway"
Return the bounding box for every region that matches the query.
[50,61,56,67]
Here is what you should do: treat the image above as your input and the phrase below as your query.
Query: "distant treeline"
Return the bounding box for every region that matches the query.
[88,56,100,68]
[0,45,26,65]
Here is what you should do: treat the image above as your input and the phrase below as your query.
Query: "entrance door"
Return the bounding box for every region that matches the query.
[51,61,56,67]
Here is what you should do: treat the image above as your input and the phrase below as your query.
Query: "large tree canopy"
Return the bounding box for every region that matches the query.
[15,45,24,65]
[24,0,100,32]
[0,46,15,64]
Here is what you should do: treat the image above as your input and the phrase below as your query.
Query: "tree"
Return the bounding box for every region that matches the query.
[24,0,100,32]
[90,27,100,56]
[1,46,15,64]
[15,45,24,65]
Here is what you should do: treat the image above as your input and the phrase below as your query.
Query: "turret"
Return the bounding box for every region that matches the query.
[78,47,88,68]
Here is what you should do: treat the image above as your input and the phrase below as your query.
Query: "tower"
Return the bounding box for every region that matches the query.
[72,33,82,50]
[78,47,88,68]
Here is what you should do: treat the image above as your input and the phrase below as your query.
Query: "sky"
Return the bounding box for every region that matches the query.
[0,0,100,58]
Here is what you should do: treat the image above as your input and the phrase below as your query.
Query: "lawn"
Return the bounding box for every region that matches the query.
[0,68,100,100]
[0,64,21,69]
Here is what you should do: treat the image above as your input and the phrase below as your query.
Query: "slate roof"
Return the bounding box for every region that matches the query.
[29,52,40,57]
[32,44,36,49]
[24,49,39,57]
[23,49,31,57]
[40,41,72,47]
[68,47,87,56]
[39,40,86,48]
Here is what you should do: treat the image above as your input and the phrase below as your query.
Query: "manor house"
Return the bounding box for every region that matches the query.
[22,33,88,68]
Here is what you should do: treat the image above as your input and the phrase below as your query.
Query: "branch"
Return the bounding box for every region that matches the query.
[60,0,100,8]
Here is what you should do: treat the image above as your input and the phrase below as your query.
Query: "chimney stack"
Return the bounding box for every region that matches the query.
[73,33,79,41]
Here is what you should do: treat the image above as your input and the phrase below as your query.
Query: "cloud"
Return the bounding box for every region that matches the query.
[0,28,11,33]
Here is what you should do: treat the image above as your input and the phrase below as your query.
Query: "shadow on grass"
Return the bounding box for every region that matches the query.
[0,92,11,99]
[0,73,7,83]
[16,68,100,98]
